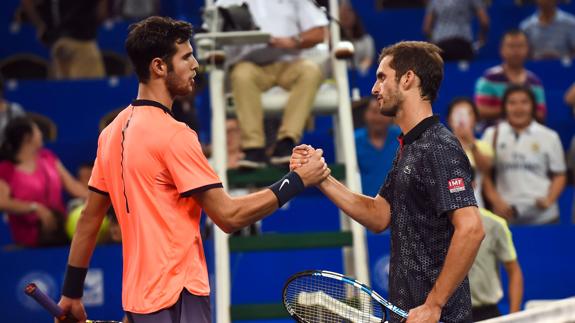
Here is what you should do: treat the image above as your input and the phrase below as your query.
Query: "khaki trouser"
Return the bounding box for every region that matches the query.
[51,37,105,79]
[230,59,323,149]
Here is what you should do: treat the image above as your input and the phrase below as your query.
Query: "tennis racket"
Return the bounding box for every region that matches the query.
[24,283,121,323]
[283,270,408,323]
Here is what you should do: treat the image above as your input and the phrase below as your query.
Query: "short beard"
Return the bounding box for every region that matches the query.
[166,74,191,98]
[380,105,399,117]
[379,87,402,117]
[165,60,192,98]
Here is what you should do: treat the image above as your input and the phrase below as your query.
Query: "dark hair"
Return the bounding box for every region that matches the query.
[378,41,444,102]
[446,96,479,120]
[500,29,528,47]
[125,16,193,83]
[501,84,537,119]
[0,117,36,163]
[340,5,366,40]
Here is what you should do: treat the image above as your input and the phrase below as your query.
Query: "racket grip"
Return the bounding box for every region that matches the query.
[24,283,78,322]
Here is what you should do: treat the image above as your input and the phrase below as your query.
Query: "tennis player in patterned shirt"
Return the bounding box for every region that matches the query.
[292,41,485,323]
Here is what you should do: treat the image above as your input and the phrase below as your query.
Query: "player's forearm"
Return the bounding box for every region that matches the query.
[425,215,484,308]
[226,190,279,231]
[318,176,390,232]
[506,261,524,313]
[68,210,106,267]
[545,173,567,204]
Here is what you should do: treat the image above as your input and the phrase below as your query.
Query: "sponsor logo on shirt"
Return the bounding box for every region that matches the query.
[448,178,465,193]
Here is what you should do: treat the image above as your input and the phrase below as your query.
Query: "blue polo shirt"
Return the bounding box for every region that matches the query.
[354,125,401,197]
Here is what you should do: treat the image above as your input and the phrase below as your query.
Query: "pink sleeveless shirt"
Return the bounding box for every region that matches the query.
[0,149,66,246]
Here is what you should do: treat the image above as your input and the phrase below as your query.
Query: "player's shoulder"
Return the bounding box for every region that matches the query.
[162,121,201,149]
[422,124,467,158]
[429,123,461,147]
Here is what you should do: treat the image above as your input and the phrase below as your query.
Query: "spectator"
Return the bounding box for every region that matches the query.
[482,85,566,225]
[0,75,26,145]
[470,208,524,320]
[0,117,88,247]
[519,0,575,60]
[423,0,489,61]
[218,0,328,168]
[340,3,376,75]
[475,30,547,124]
[355,98,400,196]
[21,0,106,79]
[446,97,493,208]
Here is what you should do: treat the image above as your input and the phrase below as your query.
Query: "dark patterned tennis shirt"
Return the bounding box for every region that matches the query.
[379,116,477,323]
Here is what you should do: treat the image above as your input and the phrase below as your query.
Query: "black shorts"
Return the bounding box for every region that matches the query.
[126,289,211,323]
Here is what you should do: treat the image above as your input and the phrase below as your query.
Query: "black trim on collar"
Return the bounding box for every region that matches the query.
[400,115,440,145]
[89,185,110,196]
[180,183,223,198]
[132,99,172,115]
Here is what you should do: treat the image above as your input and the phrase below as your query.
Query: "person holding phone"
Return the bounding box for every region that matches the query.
[446,97,493,208]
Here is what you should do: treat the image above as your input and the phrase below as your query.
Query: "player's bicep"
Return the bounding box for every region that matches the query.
[373,194,390,217]
[193,187,236,233]
[83,191,111,219]
[449,206,482,236]
[367,194,391,232]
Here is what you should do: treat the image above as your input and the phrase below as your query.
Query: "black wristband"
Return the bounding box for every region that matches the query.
[268,171,305,207]
[62,265,88,299]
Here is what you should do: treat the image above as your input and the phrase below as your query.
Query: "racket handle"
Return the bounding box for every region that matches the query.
[24,283,78,323]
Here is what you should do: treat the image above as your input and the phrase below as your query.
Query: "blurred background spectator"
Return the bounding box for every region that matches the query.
[470,208,524,320]
[475,30,547,125]
[219,0,328,169]
[482,85,566,225]
[422,0,489,61]
[0,75,26,144]
[339,2,375,75]
[20,0,106,79]
[0,117,87,247]
[354,98,400,197]
[520,0,575,60]
[446,97,493,208]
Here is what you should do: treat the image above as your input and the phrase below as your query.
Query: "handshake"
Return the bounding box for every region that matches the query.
[289,144,330,187]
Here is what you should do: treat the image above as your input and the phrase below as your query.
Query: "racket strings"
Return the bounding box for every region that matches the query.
[284,275,384,323]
